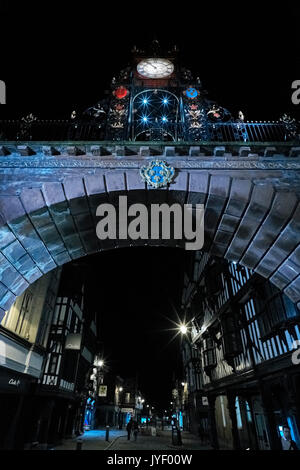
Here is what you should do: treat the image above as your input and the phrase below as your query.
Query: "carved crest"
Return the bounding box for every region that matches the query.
[140,160,175,188]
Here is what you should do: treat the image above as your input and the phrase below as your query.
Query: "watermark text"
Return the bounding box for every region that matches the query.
[96,196,204,250]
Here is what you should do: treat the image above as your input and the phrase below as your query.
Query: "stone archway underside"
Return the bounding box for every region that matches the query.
[0,147,300,317]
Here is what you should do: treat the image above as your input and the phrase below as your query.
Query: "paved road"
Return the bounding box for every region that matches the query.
[53,428,126,450]
[107,431,212,451]
[53,428,212,451]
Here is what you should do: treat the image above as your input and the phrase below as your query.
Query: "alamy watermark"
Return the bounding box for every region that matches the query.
[96,196,204,250]
[291,80,300,105]
[291,340,300,365]
[0,80,6,104]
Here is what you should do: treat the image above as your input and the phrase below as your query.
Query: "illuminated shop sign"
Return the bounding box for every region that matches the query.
[9,378,20,387]
[98,385,107,397]
[65,333,82,350]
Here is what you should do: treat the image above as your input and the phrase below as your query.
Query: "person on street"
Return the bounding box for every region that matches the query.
[133,420,139,442]
[126,418,133,440]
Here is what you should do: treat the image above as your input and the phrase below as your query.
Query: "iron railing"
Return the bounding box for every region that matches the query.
[0,119,297,142]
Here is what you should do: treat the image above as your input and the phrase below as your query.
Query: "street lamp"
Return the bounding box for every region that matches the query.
[179,324,188,335]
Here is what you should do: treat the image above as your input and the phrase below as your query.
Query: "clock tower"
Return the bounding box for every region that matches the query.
[84,41,232,142]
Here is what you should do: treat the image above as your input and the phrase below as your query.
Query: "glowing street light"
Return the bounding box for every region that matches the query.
[98,359,104,367]
[179,324,188,335]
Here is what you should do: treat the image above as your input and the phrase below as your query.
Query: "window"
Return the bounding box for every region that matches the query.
[202,337,216,368]
[235,397,243,429]
[220,396,227,427]
[283,296,300,320]
[1,291,33,339]
[125,393,130,404]
[49,354,59,375]
[245,401,252,423]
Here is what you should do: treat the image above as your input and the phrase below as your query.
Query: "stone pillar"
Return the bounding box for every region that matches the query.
[259,384,281,450]
[39,399,55,449]
[60,402,71,441]
[47,402,61,446]
[243,393,259,450]
[207,395,219,449]
[226,392,241,450]
[65,405,76,438]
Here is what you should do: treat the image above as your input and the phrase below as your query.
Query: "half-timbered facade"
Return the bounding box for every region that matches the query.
[181,252,300,449]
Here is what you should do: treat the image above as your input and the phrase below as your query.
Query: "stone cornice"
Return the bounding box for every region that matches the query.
[0,156,300,170]
[0,141,299,156]
[0,142,299,169]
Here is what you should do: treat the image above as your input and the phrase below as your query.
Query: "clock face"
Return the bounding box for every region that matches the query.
[137,58,174,79]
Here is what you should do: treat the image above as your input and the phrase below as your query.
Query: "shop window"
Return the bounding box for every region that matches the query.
[245,401,252,423]
[1,291,33,340]
[221,314,243,359]
[220,396,226,427]
[235,397,243,429]
[49,354,59,375]
[202,337,216,368]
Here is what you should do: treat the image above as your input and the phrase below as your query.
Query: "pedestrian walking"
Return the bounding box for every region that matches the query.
[126,418,133,440]
[133,420,139,442]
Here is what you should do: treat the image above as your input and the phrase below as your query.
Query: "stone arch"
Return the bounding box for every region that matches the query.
[0,170,300,318]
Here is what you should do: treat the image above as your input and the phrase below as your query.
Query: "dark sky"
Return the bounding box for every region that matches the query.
[0,3,299,120]
[62,247,192,412]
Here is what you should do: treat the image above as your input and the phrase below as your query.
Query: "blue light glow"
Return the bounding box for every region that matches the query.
[287,417,297,442]
[179,411,183,429]
[143,98,148,105]
[162,98,169,105]
[161,116,168,122]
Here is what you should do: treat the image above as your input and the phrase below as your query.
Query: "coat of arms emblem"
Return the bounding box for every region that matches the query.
[140,160,175,188]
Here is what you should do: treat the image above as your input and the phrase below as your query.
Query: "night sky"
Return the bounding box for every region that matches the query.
[1,3,299,121]
[1,3,300,410]
[61,248,192,412]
